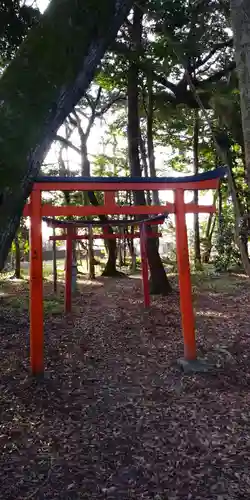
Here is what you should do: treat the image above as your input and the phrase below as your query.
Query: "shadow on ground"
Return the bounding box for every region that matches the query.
[0,274,249,499]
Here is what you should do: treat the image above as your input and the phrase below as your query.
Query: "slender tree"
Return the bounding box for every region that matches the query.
[127,4,172,294]
[193,110,201,268]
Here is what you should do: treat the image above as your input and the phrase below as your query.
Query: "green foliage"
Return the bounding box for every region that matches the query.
[93,151,129,177]
[11,218,29,254]
[214,216,241,272]
[0,0,40,65]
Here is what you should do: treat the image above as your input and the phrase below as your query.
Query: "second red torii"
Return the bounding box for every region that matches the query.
[48,223,163,313]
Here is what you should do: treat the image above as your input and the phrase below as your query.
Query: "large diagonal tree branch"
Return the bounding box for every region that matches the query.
[0,0,134,270]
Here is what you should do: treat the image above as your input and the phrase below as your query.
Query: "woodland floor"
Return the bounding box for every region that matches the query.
[0,271,249,499]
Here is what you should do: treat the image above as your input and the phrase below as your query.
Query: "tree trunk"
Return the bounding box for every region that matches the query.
[88,191,121,277]
[193,110,201,269]
[118,238,123,268]
[102,239,118,276]
[202,191,218,263]
[127,5,171,294]
[146,70,160,205]
[139,133,151,205]
[52,227,57,293]
[0,0,133,270]
[230,0,250,191]
[123,230,127,266]
[88,226,95,279]
[223,144,250,274]
[202,216,216,264]
[218,186,223,240]
[127,227,137,272]
[14,235,21,279]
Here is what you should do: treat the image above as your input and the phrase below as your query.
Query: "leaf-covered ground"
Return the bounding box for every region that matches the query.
[0,273,249,499]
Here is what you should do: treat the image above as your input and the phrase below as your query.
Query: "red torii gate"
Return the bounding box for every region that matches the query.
[44,215,164,314]
[23,167,226,375]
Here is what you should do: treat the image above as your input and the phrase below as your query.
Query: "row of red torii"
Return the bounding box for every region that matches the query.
[23,167,226,375]
[44,212,165,312]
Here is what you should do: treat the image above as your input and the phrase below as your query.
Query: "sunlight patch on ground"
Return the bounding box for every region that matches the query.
[77,279,103,287]
[196,310,229,319]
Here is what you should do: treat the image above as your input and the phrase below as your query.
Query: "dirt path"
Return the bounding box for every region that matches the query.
[0,274,249,499]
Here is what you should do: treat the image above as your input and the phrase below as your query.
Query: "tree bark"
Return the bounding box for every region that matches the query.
[127,5,172,294]
[14,235,21,279]
[102,238,118,276]
[52,227,57,293]
[202,191,218,263]
[127,226,137,272]
[223,145,250,274]
[88,226,95,279]
[139,133,151,205]
[87,186,121,277]
[230,0,250,191]
[193,110,202,268]
[0,0,133,270]
[202,216,216,264]
[146,70,160,205]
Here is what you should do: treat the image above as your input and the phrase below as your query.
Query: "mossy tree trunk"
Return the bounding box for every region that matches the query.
[0,0,133,270]
[230,0,250,191]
